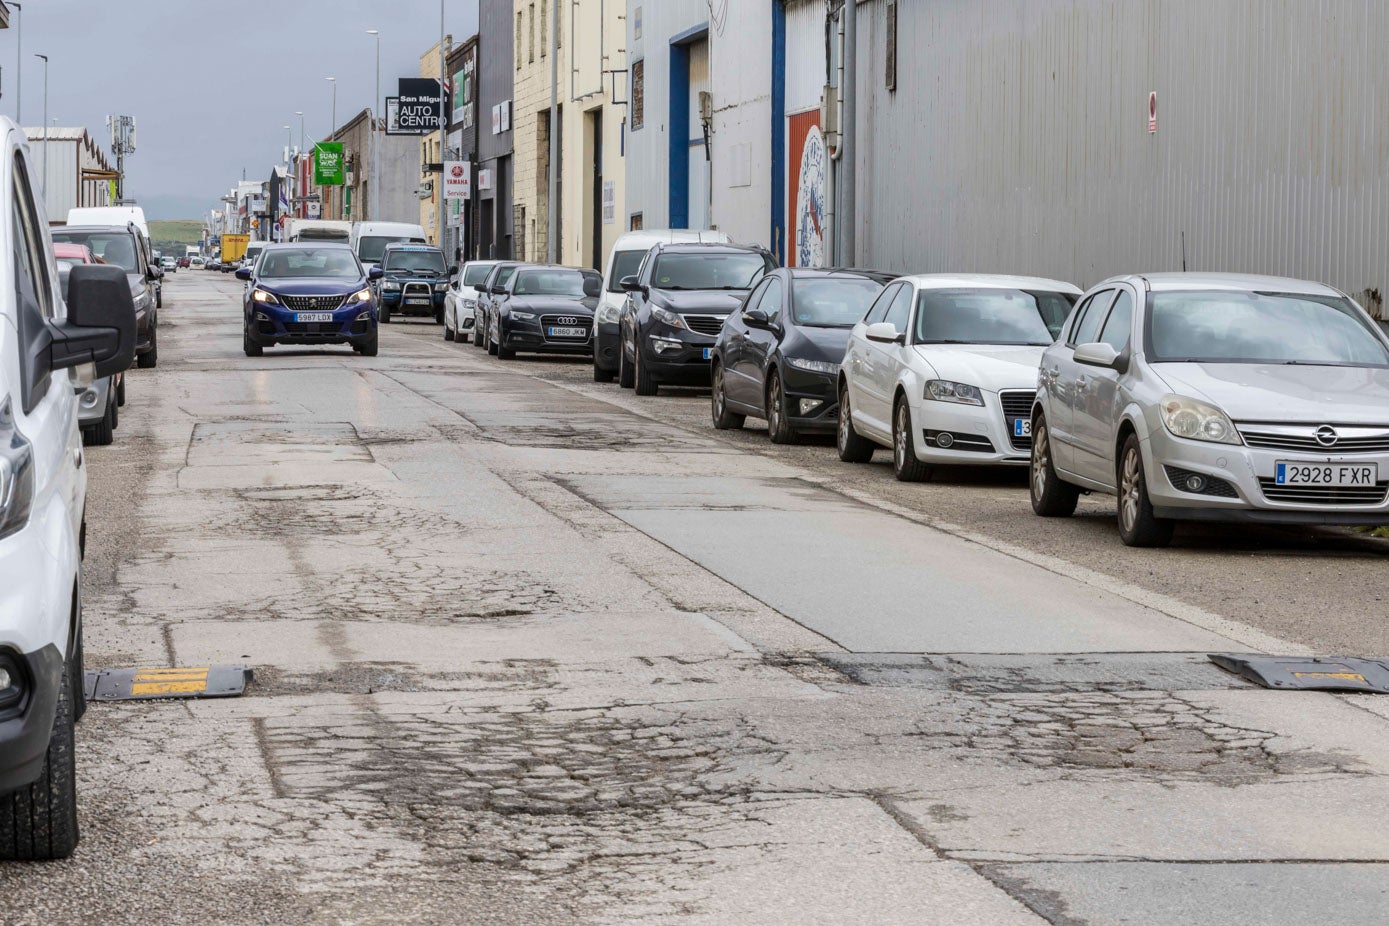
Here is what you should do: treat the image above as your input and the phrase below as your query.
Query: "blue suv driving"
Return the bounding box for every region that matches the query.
[238,243,383,357]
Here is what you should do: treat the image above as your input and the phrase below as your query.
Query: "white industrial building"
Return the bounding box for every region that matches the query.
[22,127,117,223]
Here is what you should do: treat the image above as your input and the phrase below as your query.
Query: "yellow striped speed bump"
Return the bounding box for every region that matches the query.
[83,665,252,702]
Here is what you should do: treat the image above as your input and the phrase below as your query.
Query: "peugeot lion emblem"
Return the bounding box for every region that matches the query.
[1315,426,1339,447]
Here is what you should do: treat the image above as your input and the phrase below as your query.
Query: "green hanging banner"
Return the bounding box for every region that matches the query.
[314,142,345,186]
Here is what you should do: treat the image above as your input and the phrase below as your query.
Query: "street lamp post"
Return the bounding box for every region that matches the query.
[325,77,337,219]
[367,30,381,222]
[34,54,47,202]
[438,0,447,251]
[11,3,21,125]
[294,111,305,153]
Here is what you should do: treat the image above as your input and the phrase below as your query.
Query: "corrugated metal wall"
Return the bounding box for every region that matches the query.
[857,0,1389,316]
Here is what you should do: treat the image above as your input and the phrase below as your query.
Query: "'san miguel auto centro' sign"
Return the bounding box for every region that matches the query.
[387,78,444,135]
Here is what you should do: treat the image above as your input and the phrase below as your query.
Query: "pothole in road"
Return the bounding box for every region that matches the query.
[252,661,559,696]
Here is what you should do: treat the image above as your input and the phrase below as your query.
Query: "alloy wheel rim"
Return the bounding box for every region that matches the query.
[714,368,725,415]
[1121,448,1141,531]
[1032,424,1049,499]
[838,392,850,449]
[770,377,781,432]
[895,405,908,468]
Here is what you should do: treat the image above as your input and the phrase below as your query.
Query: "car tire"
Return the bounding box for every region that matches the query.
[116,376,126,407]
[618,335,635,389]
[435,308,445,325]
[1030,413,1080,517]
[487,325,498,355]
[472,320,485,347]
[109,393,118,431]
[633,343,658,396]
[0,657,80,860]
[495,325,515,360]
[892,398,933,482]
[836,383,875,463]
[136,328,158,369]
[711,362,745,430]
[71,617,86,724]
[155,288,162,309]
[359,335,379,358]
[593,359,615,383]
[243,329,263,357]
[82,400,115,447]
[380,307,392,324]
[444,318,456,341]
[766,370,796,444]
[1117,433,1174,547]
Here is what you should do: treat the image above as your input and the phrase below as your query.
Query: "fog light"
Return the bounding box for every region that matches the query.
[798,399,822,416]
[80,389,100,408]
[356,311,371,321]
[936,432,955,448]
[255,312,270,321]
[651,337,682,354]
[1186,474,1208,493]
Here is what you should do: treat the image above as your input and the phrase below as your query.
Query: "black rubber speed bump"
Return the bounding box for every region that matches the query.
[83,665,252,702]
[1209,654,1389,692]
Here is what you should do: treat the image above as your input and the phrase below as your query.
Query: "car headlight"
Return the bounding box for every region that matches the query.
[596,304,621,325]
[252,287,279,305]
[434,282,449,292]
[651,306,686,330]
[349,287,372,304]
[512,311,536,321]
[382,281,401,292]
[925,380,984,406]
[1159,395,1241,444]
[786,357,839,376]
[464,299,477,310]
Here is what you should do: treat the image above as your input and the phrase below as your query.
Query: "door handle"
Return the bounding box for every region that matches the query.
[73,448,83,469]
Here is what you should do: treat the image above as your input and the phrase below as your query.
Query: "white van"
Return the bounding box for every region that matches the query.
[351,221,429,268]
[66,206,149,240]
[592,229,731,381]
[283,218,352,244]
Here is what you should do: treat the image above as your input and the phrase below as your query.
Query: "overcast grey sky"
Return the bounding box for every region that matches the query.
[4,0,480,219]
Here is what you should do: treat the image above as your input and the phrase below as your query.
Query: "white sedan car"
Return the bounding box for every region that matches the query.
[443,260,499,343]
[837,274,1081,480]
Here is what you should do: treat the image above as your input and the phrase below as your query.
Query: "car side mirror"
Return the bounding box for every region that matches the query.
[865,321,904,344]
[51,265,138,377]
[742,308,771,328]
[235,267,252,281]
[491,284,507,295]
[1073,342,1121,369]
[582,276,602,299]
[449,264,459,277]
[147,267,161,281]
[619,275,643,294]
[473,282,488,293]
[368,266,384,280]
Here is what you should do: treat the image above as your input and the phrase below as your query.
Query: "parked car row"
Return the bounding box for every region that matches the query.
[441,230,1389,549]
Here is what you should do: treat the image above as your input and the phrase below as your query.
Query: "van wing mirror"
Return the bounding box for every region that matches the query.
[51,265,138,377]
[368,266,384,280]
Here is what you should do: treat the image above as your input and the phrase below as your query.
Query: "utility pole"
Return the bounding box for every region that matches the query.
[368,30,381,221]
[547,0,559,263]
[34,54,46,202]
[438,0,447,250]
[838,0,857,267]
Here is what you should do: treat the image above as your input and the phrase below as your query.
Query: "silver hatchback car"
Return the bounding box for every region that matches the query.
[1030,273,1389,546]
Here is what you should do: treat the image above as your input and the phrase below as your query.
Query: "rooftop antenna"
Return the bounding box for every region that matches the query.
[106,114,136,203]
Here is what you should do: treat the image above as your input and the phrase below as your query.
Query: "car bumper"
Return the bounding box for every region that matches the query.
[248,303,378,345]
[781,366,840,433]
[594,322,621,371]
[1142,429,1389,522]
[640,332,716,385]
[0,644,63,794]
[75,377,113,427]
[502,317,594,355]
[910,390,1033,466]
[381,291,445,312]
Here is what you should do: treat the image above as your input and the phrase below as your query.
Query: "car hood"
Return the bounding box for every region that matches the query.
[1153,362,1389,424]
[508,294,598,315]
[789,326,853,362]
[650,290,748,314]
[256,277,366,296]
[911,344,1046,392]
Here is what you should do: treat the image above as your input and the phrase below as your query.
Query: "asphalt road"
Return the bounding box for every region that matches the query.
[4,270,1389,926]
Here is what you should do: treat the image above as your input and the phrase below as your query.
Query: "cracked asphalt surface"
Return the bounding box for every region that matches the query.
[4,271,1389,925]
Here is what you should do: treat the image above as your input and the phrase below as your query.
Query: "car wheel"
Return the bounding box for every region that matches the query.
[495,323,515,360]
[0,657,80,860]
[618,333,635,388]
[243,329,263,357]
[766,370,796,444]
[359,335,379,358]
[1117,433,1174,547]
[472,319,485,347]
[711,363,745,430]
[593,357,615,383]
[116,376,126,407]
[71,616,86,724]
[633,342,658,396]
[444,317,456,341]
[1030,413,1080,517]
[82,400,115,447]
[381,307,392,324]
[136,327,158,368]
[109,392,118,431]
[487,324,498,355]
[836,383,875,463]
[892,398,933,482]
[155,288,162,309]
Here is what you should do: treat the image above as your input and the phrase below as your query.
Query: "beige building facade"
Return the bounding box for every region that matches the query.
[418,39,451,244]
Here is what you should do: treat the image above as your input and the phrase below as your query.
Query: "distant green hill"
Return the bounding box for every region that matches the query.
[149,220,204,250]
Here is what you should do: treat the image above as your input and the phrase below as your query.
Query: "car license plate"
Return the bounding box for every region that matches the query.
[1013,418,1032,438]
[1275,461,1378,486]
[295,312,335,323]
[547,326,587,338]
[702,348,713,360]
[406,298,431,305]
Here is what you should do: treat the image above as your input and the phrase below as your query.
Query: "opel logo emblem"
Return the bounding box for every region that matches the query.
[556,316,579,326]
[1315,426,1339,447]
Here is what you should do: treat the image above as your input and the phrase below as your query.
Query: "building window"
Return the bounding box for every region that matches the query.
[630,212,643,231]
[529,3,536,63]
[631,60,644,130]
[540,1,546,57]
[516,12,523,69]
[885,0,898,92]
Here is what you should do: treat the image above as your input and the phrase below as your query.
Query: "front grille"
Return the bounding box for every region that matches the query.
[282,321,343,336]
[402,282,434,302]
[1165,466,1239,498]
[281,295,344,312]
[681,314,727,336]
[924,430,996,453]
[1238,426,1389,454]
[1257,478,1389,506]
[998,390,1035,451]
[541,315,592,342]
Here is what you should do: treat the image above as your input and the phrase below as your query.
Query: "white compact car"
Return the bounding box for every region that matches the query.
[0,119,136,859]
[443,260,499,343]
[837,274,1081,480]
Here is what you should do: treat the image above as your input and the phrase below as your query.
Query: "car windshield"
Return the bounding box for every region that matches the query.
[650,252,770,291]
[915,289,1076,345]
[257,248,361,280]
[359,235,420,263]
[793,277,887,327]
[463,263,495,286]
[513,268,596,297]
[607,249,647,292]
[384,250,446,274]
[50,231,139,272]
[1147,290,1389,366]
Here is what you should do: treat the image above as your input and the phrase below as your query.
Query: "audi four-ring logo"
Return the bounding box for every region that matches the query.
[1315,426,1339,446]
[555,316,580,326]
